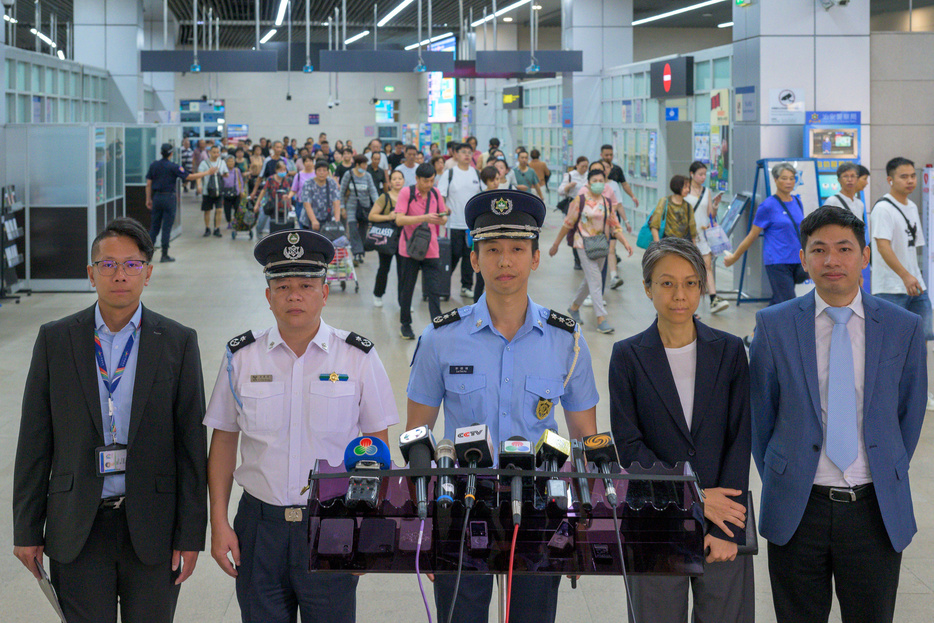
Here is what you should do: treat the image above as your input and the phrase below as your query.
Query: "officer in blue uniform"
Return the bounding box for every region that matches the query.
[406,189,600,623]
[145,142,217,262]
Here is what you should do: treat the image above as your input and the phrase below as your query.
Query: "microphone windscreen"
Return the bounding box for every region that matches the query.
[344,436,392,470]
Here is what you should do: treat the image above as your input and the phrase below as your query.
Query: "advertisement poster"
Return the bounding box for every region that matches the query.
[648,132,658,180]
[419,124,432,153]
[634,99,644,124]
[693,122,710,162]
[427,37,457,123]
[621,100,632,124]
[710,89,730,191]
[626,131,636,178]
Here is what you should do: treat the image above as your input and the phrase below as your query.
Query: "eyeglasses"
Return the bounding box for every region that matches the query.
[653,279,701,291]
[91,260,148,276]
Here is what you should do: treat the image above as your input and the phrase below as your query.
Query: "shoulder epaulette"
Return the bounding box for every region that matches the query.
[432,309,462,328]
[346,332,374,353]
[226,331,255,353]
[546,310,577,333]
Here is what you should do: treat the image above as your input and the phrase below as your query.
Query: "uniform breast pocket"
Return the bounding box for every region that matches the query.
[238,382,286,433]
[524,377,565,422]
[308,381,358,438]
[443,374,486,421]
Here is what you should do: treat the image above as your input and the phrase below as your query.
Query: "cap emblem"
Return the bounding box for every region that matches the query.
[283,244,304,260]
[491,196,513,216]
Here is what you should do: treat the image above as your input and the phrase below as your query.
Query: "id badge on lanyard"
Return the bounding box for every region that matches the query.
[94,329,136,477]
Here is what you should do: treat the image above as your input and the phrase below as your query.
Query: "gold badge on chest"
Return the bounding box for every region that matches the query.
[535,397,553,420]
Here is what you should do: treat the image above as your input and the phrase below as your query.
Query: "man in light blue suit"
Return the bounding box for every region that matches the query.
[750,206,926,623]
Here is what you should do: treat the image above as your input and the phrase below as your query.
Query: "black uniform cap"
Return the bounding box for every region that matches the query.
[253,229,335,280]
[465,189,546,241]
[161,143,174,156]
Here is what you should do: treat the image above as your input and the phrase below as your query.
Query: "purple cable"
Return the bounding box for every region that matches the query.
[416,518,434,623]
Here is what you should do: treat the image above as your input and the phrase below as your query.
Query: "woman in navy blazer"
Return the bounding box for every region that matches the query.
[609,237,752,623]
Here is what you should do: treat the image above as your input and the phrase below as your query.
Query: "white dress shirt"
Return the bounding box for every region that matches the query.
[203,321,399,506]
[665,340,697,430]
[813,289,870,487]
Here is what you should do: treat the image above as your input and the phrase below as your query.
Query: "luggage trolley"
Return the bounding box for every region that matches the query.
[320,221,359,293]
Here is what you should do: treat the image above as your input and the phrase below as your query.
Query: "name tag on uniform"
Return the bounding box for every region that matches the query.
[449,365,474,375]
[251,374,273,382]
[96,444,127,476]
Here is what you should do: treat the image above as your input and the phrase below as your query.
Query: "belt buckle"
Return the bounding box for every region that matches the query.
[829,487,856,502]
[284,507,303,522]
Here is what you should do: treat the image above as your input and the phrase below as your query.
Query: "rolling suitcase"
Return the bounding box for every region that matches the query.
[268,188,294,234]
[421,229,452,302]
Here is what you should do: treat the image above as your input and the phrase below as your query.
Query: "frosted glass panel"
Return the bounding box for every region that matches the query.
[713,57,731,89]
[29,126,89,206]
[695,61,711,91]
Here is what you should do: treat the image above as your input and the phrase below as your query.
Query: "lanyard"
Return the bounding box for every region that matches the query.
[94,327,137,443]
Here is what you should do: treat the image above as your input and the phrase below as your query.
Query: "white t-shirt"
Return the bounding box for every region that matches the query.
[395,163,419,187]
[870,193,926,295]
[823,193,865,222]
[437,166,482,230]
[665,340,697,430]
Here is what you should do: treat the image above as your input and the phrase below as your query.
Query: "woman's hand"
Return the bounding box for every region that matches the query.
[549,242,560,257]
[704,534,738,563]
[703,487,746,538]
[723,251,737,267]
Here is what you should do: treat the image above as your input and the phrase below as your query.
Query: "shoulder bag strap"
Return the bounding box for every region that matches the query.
[876,197,918,241]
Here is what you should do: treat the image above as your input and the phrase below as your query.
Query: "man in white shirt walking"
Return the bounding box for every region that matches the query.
[823,162,866,221]
[438,143,483,299]
[870,156,933,339]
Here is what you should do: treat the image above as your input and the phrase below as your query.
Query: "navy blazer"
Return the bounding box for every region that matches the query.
[609,319,751,544]
[749,289,926,552]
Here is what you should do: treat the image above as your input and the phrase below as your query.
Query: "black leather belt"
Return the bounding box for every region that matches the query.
[812,483,874,503]
[246,492,305,522]
[99,496,126,510]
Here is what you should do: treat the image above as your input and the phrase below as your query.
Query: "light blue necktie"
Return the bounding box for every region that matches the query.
[825,306,858,472]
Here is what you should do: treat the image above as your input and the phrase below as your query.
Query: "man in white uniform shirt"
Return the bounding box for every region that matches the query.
[870,156,933,339]
[204,229,399,622]
[438,142,483,298]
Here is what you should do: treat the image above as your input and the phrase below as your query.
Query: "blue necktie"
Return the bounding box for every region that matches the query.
[825,306,858,472]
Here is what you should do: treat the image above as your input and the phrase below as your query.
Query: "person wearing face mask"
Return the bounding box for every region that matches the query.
[550,168,634,334]
[340,155,379,264]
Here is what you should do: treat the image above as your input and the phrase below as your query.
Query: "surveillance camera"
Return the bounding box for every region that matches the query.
[286,94,292,101]
[328,101,334,109]
[334,100,341,107]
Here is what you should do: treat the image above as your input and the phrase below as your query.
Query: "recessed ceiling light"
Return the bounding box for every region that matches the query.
[502,16,513,22]
[533,4,543,8]
[703,13,712,16]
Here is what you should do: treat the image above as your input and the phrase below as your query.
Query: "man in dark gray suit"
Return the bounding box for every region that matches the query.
[12,217,207,623]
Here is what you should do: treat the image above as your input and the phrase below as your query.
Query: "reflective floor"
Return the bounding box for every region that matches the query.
[1,193,933,621]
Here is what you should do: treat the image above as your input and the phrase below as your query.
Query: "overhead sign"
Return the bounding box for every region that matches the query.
[665,107,679,121]
[650,56,693,99]
[503,86,523,110]
[308,114,320,125]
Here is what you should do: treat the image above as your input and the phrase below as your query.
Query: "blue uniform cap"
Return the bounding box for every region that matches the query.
[465,189,546,241]
[253,229,335,280]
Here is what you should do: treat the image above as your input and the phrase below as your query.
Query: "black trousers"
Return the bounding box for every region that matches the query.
[373,251,401,300]
[765,262,808,306]
[398,255,442,326]
[235,493,358,623]
[223,194,240,222]
[449,228,474,289]
[433,573,560,623]
[50,505,180,623]
[149,193,177,251]
[767,485,902,623]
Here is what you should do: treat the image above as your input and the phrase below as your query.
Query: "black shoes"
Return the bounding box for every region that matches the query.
[203,228,211,237]
[400,324,415,340]
[160,254,175,263]
[213,228,222,237]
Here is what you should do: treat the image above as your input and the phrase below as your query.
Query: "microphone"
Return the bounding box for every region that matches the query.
[343,436,392,509]
[499,436,535,526]
[435,439,457,509]
[535,429,571,510]
[454,423,495,510]
[399,426,437,520]
[583,432,621,507]
[570,439,592,514]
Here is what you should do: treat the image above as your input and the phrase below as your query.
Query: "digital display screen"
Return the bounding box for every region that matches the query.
[809,128,858,158]
[427,37,457,124]
[375,100,395,124]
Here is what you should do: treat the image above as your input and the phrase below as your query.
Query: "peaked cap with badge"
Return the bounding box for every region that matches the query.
[253,229,335,280]
[465,189,546,241]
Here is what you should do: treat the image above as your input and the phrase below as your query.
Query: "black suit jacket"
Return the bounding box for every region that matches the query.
[609,319,751,544]
[13,304,207,565]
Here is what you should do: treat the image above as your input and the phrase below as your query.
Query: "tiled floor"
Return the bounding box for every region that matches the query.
[1,194,933,621]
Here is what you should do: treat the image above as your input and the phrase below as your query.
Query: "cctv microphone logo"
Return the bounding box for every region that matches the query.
[353,438,379,456]
[457,430,482,438]
[584,434,612,450]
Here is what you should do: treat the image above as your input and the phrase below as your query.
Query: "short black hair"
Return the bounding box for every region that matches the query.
[91,217,154,262]
[800,205,866,250]
[689,161,707,175]
[489,138,501,147]
[455,142,472,152]
[394,141,404,147]
[446,141,456,150]
[836,162,859,178]
[575,156,589,165]
[857,165,870,178]
[314,159,330,171]
[517,149,528,157]
[415,163,436,179]
[530,149,541,159]
[600,144,613,152]
[404,144,418,153]
[353,154,368,166]
[587,168,606,181]
[669,174,690,195]
[480,165,498,185]
[886,157,914,177]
